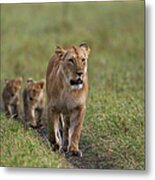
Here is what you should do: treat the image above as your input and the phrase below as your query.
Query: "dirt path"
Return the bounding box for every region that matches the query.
[36,127,114,169]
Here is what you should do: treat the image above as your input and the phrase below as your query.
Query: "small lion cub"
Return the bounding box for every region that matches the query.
[23,79,45,128]
[2,77,23,119]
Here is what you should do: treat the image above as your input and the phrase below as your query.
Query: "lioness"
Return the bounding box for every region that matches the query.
[46,43,90,157]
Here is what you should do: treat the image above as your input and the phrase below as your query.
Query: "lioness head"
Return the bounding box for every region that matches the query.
[55,43,90,90]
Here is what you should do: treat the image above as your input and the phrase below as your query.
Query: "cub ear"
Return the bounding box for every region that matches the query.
[79,43,90,55]
[16,77,23,86]
[39,79,45,89]
[27,78,33,84]
[4,79,9,84]
[55,46,67,60]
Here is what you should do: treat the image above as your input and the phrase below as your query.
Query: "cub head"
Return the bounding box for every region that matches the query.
[55,43,90,90]
[26,79,45,102]
[5,77,22,96]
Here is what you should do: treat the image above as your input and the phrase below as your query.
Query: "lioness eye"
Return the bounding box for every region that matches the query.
[68,59,74,64]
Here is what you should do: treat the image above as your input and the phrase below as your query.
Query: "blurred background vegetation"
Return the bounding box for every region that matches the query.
[1,1,144,169]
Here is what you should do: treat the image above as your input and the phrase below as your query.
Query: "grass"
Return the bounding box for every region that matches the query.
[0,114,72,168]
[0,1,144,169]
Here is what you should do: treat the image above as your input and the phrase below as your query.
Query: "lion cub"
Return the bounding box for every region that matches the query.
[46,43,90,157]
[2,77,22,119]
[23,79,45,128]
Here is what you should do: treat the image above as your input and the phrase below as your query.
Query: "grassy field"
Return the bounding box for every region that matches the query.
[0,114,72,168]
[0,1,144,169]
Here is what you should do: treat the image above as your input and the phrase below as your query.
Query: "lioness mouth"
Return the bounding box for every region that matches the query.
[70,79,83,86]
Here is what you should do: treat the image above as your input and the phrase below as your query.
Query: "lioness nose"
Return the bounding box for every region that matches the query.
[76,71,83,77]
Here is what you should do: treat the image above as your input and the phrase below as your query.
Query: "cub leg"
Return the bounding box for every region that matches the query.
[36,108,44,127]
[24,106,37,128]
[12,103,20,119]
[48,107,61,150]
[69,106,85,157]
[4,104,12,118]
[29,107,37,128]
[23,104,29,128]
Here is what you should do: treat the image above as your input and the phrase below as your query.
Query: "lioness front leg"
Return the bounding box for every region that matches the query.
[48,107,62,151]
[69,106,85,157]
[60,115,70,153]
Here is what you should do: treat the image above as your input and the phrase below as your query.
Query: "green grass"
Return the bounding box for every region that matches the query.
[0,1,144,169]
[0,114,72,168]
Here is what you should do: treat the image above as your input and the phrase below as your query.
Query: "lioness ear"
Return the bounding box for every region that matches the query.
[79,43,90,55]
[39,80,45,89]
[55,46,67,60]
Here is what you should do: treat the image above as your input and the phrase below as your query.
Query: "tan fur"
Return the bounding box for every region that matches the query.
[46,43,90,156]
[2,77,22,119]
[23,79,45,128]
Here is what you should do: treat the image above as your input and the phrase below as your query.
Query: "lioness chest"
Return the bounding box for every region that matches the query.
[50,87,87,113]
